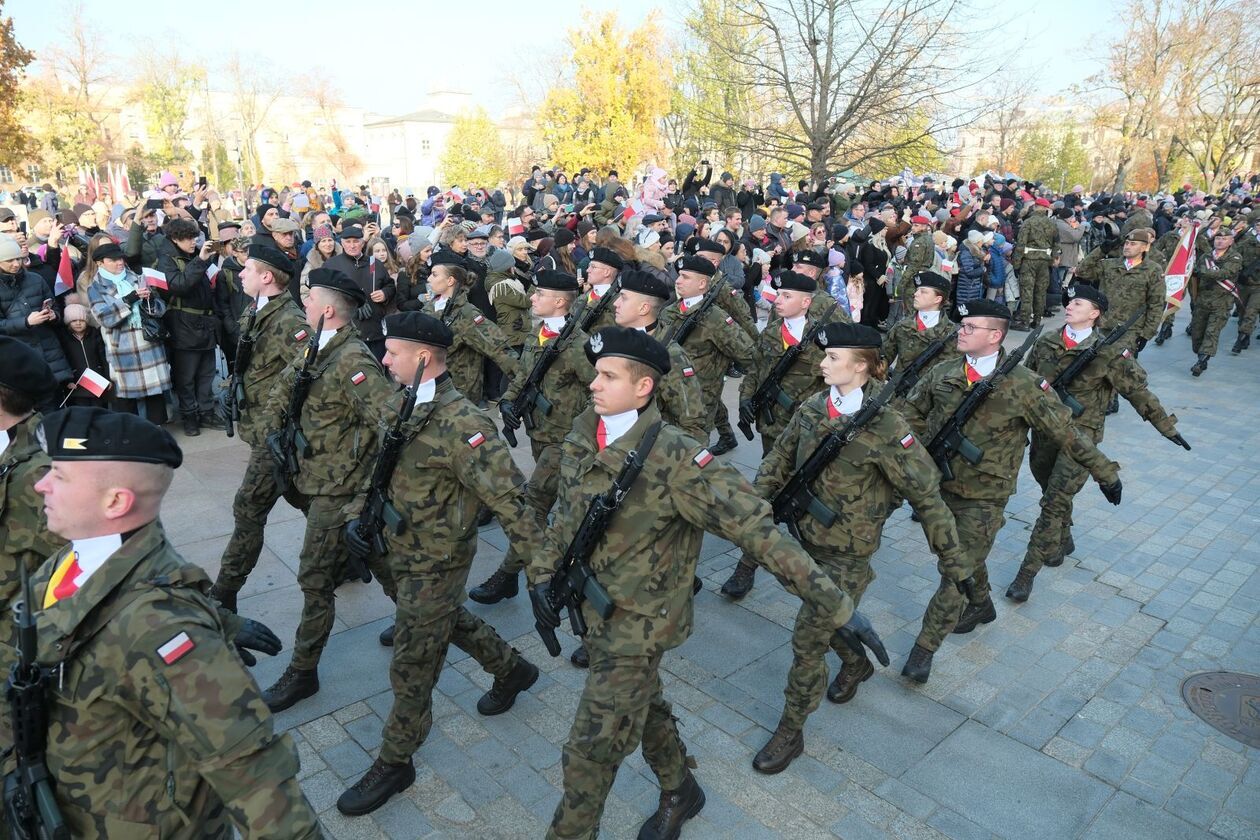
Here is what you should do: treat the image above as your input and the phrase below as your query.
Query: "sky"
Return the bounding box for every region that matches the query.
[9,0,1116,118]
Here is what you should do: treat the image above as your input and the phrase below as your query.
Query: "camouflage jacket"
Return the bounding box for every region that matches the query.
[1151,229,1182,267]
[1120,209,1153,238]
[530,404,853,656]
[902,351,1120,502]
[423,289,519,405]
[737,313,832,434]
[756,389,963,569]
[882,313,961,373]
[379,375,542,573]
[1234,232,1260,284]
[1026,327,1178,436]
[32,522,320,839]
[808,291,852,323]
[1013,212,1058,263]
[713,276,759,339]
[571,287,619,335]
[262,326,395,496]
[1,412,62,670]
[905,234,936,277]
[501,318,596,445]
[1191,249,1244,303]
[236,295,309,447]
[646,326,708,440]
[1073,250,1167,340]
[657,299,755,400]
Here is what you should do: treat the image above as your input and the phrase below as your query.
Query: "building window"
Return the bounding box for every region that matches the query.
[421,139,431,153]
[0,166,11,182]
[26,164,40,179]
[977,136,986,149]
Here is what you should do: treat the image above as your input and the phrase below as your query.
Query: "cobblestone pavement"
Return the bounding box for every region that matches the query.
[168,309,1259,839]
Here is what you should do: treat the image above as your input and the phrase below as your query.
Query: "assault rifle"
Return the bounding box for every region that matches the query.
[893,326,961,399]
[577,277,621,333]
[3,564,69,840]
[533,423,661,657]
[224,294,261,438]
[1050,310,1142,417]
[926,326,1042,482]
[500,313,579,447]
[738,299,839,440]
[266,313,324,494]
[662,275,726,347]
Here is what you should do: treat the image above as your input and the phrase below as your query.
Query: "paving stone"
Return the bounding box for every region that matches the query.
[1165,784,1220,829]
[1082,790,1202,840]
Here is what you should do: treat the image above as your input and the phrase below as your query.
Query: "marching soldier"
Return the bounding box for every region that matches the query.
[336,313,543,817]
[694,238,758,339]
[257,268,398,712]
[789,249,855,323]
[898,300,1123,683]
[750,323,964,774]
[881,271,960,375]
[1009,285,1188,601]
[1010,198,1058,330]
[1188,227,1244,375]
[573,246,624,333]
[29,407,321,837]
[899,214,937,311]
[1073,228,1165,351]
[1231,216,1260,354]
[211,244,312,612]
[526,327,882,840]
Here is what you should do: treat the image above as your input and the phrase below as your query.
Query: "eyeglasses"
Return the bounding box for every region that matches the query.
[959,323,1001,335]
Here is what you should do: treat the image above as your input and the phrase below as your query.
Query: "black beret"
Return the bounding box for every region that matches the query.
[589,246,624,271]
[914,271,952,294]
[553,228,575,248]
[693,238,726,256]
[814,322,882,349]
[39,407,182,467]
[955,299,1011,321]
[247,243,294,276]
[341,225,365,239]
[793,250,827,270]
[524,229,549,243]
[619,269,670,300]
[677,255,716,277]
[429,250,466,268]
[383,312,454,347]
[641,213,664,225]
[773,271,817,293]
[0,336,54,396]
[535,269,580,292]
[93,242,125,261]
[1066,283,1109,312]
[307,267,367,306]
[585,326,671,374]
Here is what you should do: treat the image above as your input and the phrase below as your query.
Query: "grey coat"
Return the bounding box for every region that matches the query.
[1056,218,1086,268]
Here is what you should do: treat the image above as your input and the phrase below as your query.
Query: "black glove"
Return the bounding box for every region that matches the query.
[738,399,756,426]
[122,291,140,305]
[1099,479,1123,505]
[1168,432,1191,451]
[835,611,889,667]
[235,618,282,667]
[499,401,521,431]
[343,518,373,559]
[354,302,376,321]
[529,584,560,630]
[1134,336,1148,352]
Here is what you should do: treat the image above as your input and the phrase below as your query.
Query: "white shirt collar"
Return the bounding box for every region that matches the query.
[918,310,941,328]
[1,428,13,456]
[966,350,1000,376]
[256,294,270,309]
[541,315,567,332]
[67,533,124,589]
[413,378,437,405]
[1064,324,1093,343]
[598,408,639,446]
[432,296,449,311]
[683,294,704,308]
[829,385,864,416]
[317,328,339,350]
[783,314,806,338]
[592,283,611,296]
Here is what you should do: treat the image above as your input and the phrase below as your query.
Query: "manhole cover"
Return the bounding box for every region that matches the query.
[1181,671,1260,749]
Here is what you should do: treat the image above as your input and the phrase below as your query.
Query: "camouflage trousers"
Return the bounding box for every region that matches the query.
[1189,293,1234,358]
[1237,282,1260,337]
[291,494,395,671]
[500,438,562,575]
[379,569,522,764]
[780,545,874,732]
[216,445,310,593]
[916,492,1005,651]
[1020,427,1101,575]
[1016,258,1051,323]
[548,646,688,839]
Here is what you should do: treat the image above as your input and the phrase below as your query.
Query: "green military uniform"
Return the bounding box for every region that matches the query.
[1189,247,1244,360]
[1230,229,1260,347]
[531,403,854,839]
[424,289,519,405]
[215,295,312,598]
[901,351,1120,649]
[882,312,961,378]
[900,234,936,309]
[648,331,709,440]
[572,286,619,334]
[1011,209,1058,327]
[657,297,755,438]
[715,277,759,340]
[33,522,321,838]
[1019,326,1179,578]
[1120,208,1154,238]
[1073,249,1166,342]
[738,309,832,452]
[755,387,963,728]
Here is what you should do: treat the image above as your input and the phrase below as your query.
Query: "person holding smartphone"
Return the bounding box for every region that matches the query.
[0,232,74,402]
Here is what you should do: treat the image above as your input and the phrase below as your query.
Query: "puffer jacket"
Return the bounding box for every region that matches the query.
[0,267,73,384]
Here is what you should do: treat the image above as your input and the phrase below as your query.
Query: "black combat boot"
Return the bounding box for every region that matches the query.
[182,413,200,437]
[752,725,804,774]
[709,431,738,456]
[901,644,934,683]
[1154,322,1171,345]
[379,623,395,647]
[1231,336,1246,355]
[637,771,705,840]
[1005,568,1037,602]
[570,644,589,668]
[719,560,756,600]
[826,656,874,704]
[1045,532,1074,568]
[468,569,519,604]
[692,575,703,594]
[477,658,540,716]
[1009,320,1031,332]
[952,597,997,634]
[336,757,416,816]
[198,410,225,430]
[209,584,237,614]
[1191,354,1209,376]
[263,666,319,712]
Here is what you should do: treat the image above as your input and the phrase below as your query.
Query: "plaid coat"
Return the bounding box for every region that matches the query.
[87,271,171,399]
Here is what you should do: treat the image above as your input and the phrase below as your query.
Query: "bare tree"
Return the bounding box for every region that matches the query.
[44,1,115,145]
[300,71,363,183]
[225,55,280,185]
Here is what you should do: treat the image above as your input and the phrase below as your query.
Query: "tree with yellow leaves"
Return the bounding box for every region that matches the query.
[440,108,510,189]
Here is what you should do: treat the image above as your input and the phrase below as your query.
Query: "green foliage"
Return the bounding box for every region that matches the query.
[439,108,509,188]
[0,0,39,168]
[26,76,103,178]
[1014,122,1092,191]
[136,64,196,169]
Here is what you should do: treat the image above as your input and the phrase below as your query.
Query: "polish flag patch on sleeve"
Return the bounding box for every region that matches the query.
[350,371,367,385]
[682,367,695,377]
[1122,348,1132,358]
[294,328,309,342]
[1039,378,1051,392]
[900,433,916,449]
[473,314,485,325]
[725,316,735,325]
[467,432,486,448]
[158,631,195,665]
[693,449,714,468]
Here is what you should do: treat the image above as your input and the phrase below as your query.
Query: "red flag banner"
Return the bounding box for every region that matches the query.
[1160,221,1200,321]
[54,247,74,296]
[142,267,169,290]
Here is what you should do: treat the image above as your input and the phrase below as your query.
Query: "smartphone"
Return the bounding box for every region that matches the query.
[145,198,164,211]
[42,298,53,311]
[198,176,208,188]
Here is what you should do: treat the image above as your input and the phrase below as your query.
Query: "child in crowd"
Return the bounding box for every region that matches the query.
[57,302,111,406]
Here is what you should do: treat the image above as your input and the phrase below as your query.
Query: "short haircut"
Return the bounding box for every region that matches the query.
[0,384,36,416]
[263,265,292,289]
[312,285,354,318]
[624,358,661,392]
[724,207,742,221]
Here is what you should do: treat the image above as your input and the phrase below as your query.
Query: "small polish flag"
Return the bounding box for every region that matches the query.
[1039,378,1050,392]
[473,314,485,325]
[682,367,695,377]
[54,247,75,296]
[467,432,486,448]
[206,262,221,288]
[693,449,713,468]
[76,368,111,397]
[506,217,525,236]
[142,267,169,290]
[900,433,915,449]
[725,316,734,325]
[350,371,367,385]
[157,631,196,665]
[294,329,309,342]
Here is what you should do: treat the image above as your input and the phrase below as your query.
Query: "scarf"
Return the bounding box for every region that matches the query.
[100,267,142,328]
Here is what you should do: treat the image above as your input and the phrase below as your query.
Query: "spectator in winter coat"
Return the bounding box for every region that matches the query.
[57,302,110,406]
[736,179,764,221]
[157,218,223,435]
[1054,208,1086,293]
[768,173,789,202]
[325,225,393,359]
[956,230,989,305]
[710,172,738,214]
[0,233,73,398]
[681,163,712,201]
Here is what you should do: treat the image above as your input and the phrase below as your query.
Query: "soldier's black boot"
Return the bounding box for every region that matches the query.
[336,757,416,816]
[1232,336,1246,355]
[709,430,738,456]
[901,644,934,683]
[952,596,997,634]
[752,724,804,774]
[209,584,238,614]
[263,666,319,712]
[719,559,756,600]
[468,569,519,604]
[1005,568,1037,603]
[570,644,589,668]
[477,658,540,716]
[826,656,874,703]
[637,771,705,840]
[1154,321,1171,345]
[378,623,395,647]
[1191,354,1209,376]
[1009,320,1031,332]
[1045,532,1075,568]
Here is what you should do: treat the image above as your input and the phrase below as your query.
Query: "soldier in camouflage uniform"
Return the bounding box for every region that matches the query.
[571,246,623,334]
[1233,216,1260,354]
[899,300,1123,683]
[468,270,596,608]
[749,323,963,774]
[335,313,544,817]
[1073,228,1166,349]
[422,255,520,405]
[694,239,759,340]
[898,215,937,311]
[526,327,882,840]
[792,250,855,324]
[1008,285,1188,602]
[881,271,960,381]
[257,268,398,712]
[1010,199,1058,330]
[30,407,321,838]
[212,244,312,612]
[1188,227,1244,376]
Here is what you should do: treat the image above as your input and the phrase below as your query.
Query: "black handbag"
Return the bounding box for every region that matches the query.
[140,300,168,342]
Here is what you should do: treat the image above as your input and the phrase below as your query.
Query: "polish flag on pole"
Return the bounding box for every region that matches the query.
[76,368,111,397]
[506,217,525,235]
[1160,221,1201,321]
[53,247,74,296]
[142,267,169,290]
